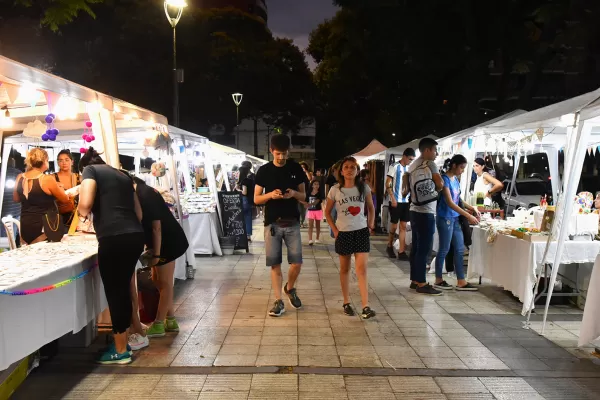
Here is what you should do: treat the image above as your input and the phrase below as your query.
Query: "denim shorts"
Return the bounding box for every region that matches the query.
[265,222,303,267]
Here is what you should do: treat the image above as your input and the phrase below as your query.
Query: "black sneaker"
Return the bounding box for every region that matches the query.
[397,252,409,261]
[434,281,453,290]
[343,303,356,316]
[386,246,396,258]
[283,282,302,309]
[456,283,478,292]
[409,282,418,290]
[416,284,443,296]
[268,299,285,317]
[361,307,376,319]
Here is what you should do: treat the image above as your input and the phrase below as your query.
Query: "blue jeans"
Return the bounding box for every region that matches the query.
[264,222,303,266]
[409,211,435,283]
[435,216,465,280]
[242,197,252,237]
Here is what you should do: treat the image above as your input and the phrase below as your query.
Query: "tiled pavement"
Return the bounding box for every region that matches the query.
[11,223,600,399]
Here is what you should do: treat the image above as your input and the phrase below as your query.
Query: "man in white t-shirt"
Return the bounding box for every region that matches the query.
[385,148,416,260]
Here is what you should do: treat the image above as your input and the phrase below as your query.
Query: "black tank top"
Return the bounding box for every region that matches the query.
[17,175,56,215]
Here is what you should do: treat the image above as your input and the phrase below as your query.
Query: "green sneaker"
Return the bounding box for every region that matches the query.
[146,321,166,338]
[97,349,132,365]
[165,317,179,332]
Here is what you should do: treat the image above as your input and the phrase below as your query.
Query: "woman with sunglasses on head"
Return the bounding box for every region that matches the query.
[54,150,81,228]
[325,157,376,319]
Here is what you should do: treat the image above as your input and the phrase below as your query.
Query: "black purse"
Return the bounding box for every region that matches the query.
[457,199,473,247]
[43,203,65,242]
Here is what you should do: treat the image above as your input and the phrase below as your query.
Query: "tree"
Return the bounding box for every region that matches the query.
[7,0,104,31]
[309,0,600,166]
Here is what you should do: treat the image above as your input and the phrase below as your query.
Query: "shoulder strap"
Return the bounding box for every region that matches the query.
[54,173,60,182]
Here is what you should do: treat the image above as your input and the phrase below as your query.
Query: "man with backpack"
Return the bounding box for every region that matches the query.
[402,137,444,296]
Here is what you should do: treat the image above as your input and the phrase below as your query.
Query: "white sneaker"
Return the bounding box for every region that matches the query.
[315,239,320,244]
[308,240,314,246]
[128,333,149,351]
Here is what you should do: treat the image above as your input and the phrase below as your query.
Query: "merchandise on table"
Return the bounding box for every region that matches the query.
[0,236,98,291]
[181,192,216,214]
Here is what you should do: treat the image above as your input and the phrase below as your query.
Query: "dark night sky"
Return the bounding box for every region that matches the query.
[267,0,338,69]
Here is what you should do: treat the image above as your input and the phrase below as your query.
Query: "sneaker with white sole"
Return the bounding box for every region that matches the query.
[434,281,454,290]
[315,239,320,244]
[309,240,314,246]
[128,333,149,351]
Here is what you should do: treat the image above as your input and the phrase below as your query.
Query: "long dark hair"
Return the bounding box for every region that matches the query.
[337,156,365,200]
[78,147,105,172]
[309,179,320,194]
[238,166,250,185]
[448,154,467,175]
[474,157,489,173]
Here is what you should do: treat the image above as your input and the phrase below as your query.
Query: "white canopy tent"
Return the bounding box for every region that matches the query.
[352,139,387,166]
[440,87,600,333]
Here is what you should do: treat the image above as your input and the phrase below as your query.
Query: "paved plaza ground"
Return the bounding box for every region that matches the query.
[12,224,600,399]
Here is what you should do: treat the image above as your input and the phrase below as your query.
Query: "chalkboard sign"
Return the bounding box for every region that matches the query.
[218,191,249,252]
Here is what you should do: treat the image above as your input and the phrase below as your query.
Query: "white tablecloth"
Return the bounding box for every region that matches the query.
[468,226,600,315]
[579,255,600,346]
[0,236,107,371]
[187,213,222,256]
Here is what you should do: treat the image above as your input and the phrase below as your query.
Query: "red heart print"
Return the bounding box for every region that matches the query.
[348,206,361,216]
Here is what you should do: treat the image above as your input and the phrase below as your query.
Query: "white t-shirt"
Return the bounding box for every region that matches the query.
[328,184,371,232]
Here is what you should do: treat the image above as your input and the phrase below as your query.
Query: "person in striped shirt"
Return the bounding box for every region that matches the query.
[386,148,416,259]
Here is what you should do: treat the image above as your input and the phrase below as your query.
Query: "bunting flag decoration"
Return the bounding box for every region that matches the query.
[467,137,473,149]
[0,264,98,296]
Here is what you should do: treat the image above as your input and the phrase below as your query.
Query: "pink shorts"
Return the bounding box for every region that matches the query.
[306,210,323,221]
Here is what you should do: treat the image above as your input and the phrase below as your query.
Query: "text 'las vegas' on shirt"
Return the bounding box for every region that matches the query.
[387,162,410,203]
[328,184,371,232]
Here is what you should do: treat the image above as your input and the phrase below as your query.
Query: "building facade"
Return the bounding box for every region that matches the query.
[209,119,316,169]
[195,0,268,23]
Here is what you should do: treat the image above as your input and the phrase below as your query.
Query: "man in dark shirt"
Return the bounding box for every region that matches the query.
[255,135,306,317]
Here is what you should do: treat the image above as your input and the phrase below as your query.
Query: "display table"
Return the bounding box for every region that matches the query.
[468,226,600,315]
[0,235,106,371]
[188,213,222,256]
[579,254,600,346]
[478,207,505,220]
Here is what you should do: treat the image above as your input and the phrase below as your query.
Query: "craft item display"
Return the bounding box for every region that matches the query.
[0,236,98,292]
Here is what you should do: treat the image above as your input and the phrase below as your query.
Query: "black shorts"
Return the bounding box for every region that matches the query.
[389,202,410,224]
[335,227,370,256]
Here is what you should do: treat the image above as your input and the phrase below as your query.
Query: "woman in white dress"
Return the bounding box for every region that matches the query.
[473,158,504,204]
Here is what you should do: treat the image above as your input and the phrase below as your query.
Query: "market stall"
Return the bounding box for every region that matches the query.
[172,133,222,257]
[351,139,387,166]
[437,87,600,338]
[208,141,246,191]
[0,55,172,374]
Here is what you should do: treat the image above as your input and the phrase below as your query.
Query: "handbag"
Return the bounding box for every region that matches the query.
[43,203,65,242]
[54,173,80,214]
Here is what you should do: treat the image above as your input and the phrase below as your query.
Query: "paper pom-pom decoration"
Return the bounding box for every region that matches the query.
[80,147,87,154]
[42,133,49,141]
[44,113,59,141]
[85,136,92,143]
[85,121,92,128]
[151,161,167,177]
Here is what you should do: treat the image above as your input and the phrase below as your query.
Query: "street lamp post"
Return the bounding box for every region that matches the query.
[232,93,243,148]
[164,0,187,127]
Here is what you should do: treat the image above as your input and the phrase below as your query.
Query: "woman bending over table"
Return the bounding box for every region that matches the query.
[13,148,70,245]
[127,175,189,350]
[78,147,145,365]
